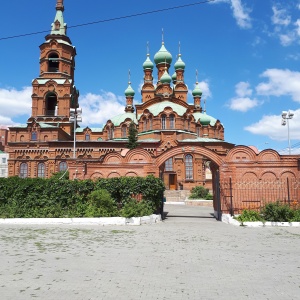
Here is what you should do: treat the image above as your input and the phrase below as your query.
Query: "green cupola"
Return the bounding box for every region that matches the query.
[192,82,202,97]
[160,68,172,84]
[200,112,211,126]
[143,54,154,70]
[172,72,177,83]
[125,82,135,97]
[174,54,185,70]
[154,43,172,65]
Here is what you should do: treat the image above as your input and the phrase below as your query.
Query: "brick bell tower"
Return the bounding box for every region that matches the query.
[29,0,79,135]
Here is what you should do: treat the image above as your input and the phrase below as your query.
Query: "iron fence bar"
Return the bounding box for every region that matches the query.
[287,177,290,207]
[229,177,233,217]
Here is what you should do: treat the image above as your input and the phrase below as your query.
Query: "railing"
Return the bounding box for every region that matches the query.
[219,178,300,215]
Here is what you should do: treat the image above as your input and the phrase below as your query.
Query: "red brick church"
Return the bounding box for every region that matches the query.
[6,0,300,215]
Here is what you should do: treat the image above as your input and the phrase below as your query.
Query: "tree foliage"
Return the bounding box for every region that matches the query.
[127,121,138,150]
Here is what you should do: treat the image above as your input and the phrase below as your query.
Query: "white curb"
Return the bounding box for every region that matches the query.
[0,214,162,226]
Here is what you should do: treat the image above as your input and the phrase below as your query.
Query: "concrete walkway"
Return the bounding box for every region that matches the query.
[1,204,299,300]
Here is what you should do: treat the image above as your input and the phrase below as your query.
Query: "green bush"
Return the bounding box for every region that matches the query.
[205,193,213,200]
[120,200,154,218]
[85,189,118,217]
[189,186,210,199]
[262,202,294,222]
[0,176,164,218]
[290,209,300,222]
[235,209,264,223]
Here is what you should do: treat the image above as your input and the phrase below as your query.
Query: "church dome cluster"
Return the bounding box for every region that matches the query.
[100,39,225,144]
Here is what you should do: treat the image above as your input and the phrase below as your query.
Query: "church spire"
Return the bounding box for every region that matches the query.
[51,0,67,35]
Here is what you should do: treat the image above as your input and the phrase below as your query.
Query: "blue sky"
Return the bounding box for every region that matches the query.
[0,0,300,153]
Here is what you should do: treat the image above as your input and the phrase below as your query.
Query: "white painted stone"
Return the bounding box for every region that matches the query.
[291,222,300,227]
[243,222,264,227]
[0,215,162,226]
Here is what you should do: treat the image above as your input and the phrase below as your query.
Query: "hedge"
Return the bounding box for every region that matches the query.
[0,175,165,218]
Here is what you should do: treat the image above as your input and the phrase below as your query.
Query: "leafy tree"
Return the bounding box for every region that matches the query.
[127,121,138,150]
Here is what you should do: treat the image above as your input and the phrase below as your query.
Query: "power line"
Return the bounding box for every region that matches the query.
[0,0,216,41]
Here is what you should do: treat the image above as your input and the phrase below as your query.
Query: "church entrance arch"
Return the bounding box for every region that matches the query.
[157,146,224,219]
[156,146,224,191]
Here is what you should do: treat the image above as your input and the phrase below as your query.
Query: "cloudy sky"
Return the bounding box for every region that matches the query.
[0,0,300,153]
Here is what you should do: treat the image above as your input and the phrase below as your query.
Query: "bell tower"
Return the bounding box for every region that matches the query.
[30,0,79,135]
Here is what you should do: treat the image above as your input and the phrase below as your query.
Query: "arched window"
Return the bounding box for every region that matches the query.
[122,126,127,138]
[38,163,45,178]
[161,115,166,130]
[185,155,193,180]
[19,163,28,178]
[169,114,175,129]
[44,135,48,142]
[196,126,201,137]
[108,127,114,140]
[20,135,24,142]
[85,134,90,141]
[143,118,147,132]
[165,158,173,171]
[31,131,37,141]
[149,117,153,130]
[45,92,57,116]
[187,119,191,131]
[48,53,59,72]
[184,118,188,131]
[59,161,67,172]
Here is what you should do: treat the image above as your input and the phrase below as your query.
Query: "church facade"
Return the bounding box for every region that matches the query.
[6,0,300,215]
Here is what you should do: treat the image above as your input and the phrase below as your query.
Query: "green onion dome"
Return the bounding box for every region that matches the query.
[174,54,185,70]
[192,82,202,97]
[143,54,154,70]
[125,82,135,97]
[172,72,177,82]
[154,43,172,65]
[160,68,172,84]
[200,112,211,126]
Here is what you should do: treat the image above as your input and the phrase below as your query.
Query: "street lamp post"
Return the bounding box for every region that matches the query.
[70,108,82,159]
[281,110,294,155]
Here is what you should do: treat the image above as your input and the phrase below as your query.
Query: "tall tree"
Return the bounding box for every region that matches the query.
[127,121,138,150]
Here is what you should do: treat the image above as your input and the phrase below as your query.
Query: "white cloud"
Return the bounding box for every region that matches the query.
[79,91,126,127]
[270,5,299,46]
[198,81,212,99]
[231,0,252,29]
[256,69,300,102]
[0,86,32,125]
[235,81,252,97]
[210,0,251,29]
[279,33,295,46]
[272,6,291,26]
[295,19,300,36]
[245,109,300,141]
[286,53,300,60]
[228,82,259,112]
[229,97,259,112]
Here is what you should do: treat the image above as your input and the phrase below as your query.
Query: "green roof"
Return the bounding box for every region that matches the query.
[109,112,137,126]
[139,101,187,118]
[76,127,103,133]
[193,112,217,126]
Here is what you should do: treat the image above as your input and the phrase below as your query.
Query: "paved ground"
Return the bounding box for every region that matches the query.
[1,204,300,300]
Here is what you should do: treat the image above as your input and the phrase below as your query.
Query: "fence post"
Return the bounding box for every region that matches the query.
[230,177,233,217]
[215,170,221,221]
[287,177,290,207]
